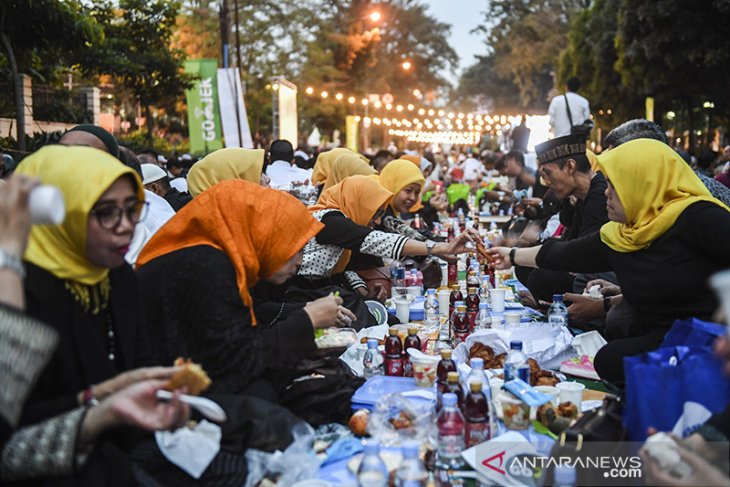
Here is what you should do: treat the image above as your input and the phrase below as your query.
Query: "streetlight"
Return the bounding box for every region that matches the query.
[401,61,412,71]
[369,11,381,23]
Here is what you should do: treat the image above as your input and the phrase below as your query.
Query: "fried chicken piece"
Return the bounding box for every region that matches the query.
[535,376,560,387]
[558,401,579,419]
[528,358,540,375]
[489,353,507,369]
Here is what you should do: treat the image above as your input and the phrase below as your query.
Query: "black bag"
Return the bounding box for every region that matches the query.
[279,356,365,427]
[543,394,627,485]
[284,284,377,329]
[564,94,594,139]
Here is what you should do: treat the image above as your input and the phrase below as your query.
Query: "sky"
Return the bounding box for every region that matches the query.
[421,0,488,84]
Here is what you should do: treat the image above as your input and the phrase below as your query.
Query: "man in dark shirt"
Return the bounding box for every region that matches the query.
[141,163,192,212]
[510,115,531,153]
[515,134,613,303]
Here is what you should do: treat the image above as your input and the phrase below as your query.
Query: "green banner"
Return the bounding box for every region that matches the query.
[184,59,223,155]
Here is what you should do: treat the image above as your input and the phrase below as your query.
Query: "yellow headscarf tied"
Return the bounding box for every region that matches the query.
[597,139,729,252]
[311,148,373,191]
[17,145,143,285]
[378,159,425,212]
[187,148,264,197]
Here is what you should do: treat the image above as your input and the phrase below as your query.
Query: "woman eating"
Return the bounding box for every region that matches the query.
[16,145,180,425]
[488,139,730,384]
[187,147,268,196]
[136,180,353,400]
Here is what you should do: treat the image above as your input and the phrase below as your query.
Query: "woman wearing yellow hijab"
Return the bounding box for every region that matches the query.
[373,158,431,243]
[488,139,730,384]
[187,147,266,197]
[16,145,182,429]
[293,175,477,305]
[310,148,374,193]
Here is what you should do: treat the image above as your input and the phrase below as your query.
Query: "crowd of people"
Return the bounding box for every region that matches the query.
[0,113,730,484]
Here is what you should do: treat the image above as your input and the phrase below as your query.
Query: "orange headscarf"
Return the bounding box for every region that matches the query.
[308,175,393,273]
[400,154,421,167]
[137,180,323,324]
[311,148,374,191]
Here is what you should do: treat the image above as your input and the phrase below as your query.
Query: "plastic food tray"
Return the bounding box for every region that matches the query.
[351,376,427,410]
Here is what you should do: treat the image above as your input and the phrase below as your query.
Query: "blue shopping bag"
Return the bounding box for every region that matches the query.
[624,346,730,441]
[661,318,727,348]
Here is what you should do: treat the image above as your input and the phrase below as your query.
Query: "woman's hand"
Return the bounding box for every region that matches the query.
[85,366,182,403]
[563,293,604,323]
[304,294,357,329]
[585,279,622,297]
[641,443,730,487]
[486,247,512,270]
[430,193,449,212]
[80,379,190,446]
[437,228,480,257]
[0,174,39,258]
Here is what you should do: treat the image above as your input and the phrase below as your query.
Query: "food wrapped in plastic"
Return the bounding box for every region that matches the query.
[367,393,436,447]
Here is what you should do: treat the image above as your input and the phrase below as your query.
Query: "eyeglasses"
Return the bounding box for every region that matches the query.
[91,200,149,230]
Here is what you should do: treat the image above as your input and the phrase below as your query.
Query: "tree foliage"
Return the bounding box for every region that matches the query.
[80,0,194,143]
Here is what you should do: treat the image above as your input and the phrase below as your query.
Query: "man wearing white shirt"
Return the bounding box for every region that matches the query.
[548,77,590,137]
[265,139,310,189]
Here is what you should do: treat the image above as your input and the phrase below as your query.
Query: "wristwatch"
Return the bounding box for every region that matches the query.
[603,296,612,313]
[426,241,436,257]
[509,247,517,266]
[0,249,25,279]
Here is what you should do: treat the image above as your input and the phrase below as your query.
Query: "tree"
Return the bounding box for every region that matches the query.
[460,0,587,112]
[82,0,194,145]
[558,0,644,131]
[614,0,730,149]
[0,0,102,151]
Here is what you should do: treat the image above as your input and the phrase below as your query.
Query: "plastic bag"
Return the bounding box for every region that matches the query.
[368,393,436,447]
[453,323,575,370]
[244,422,320,487]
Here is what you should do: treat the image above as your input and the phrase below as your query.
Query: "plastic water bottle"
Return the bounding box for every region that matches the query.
[554,465,577,487]
[424,289,439,326]
[357,440,388,487]
[390,259,406,291]
[548,294,569,327]
[504,340,530,384]
[476,302,492,330]
[480,275,491,302]
[464,357,491,400]
[363,339,384,379]
[395,441,427,486]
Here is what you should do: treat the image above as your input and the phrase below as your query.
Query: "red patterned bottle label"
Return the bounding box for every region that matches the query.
[385,358,404,376]
[466,421,490,447]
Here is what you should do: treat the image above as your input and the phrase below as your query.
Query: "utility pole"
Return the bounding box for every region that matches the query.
[219,0,229,68]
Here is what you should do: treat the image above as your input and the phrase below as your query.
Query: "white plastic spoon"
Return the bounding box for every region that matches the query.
[156,390,227,423]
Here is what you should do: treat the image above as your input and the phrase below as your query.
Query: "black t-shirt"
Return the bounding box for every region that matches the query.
[560,172,609,241]
[537,201,730,330]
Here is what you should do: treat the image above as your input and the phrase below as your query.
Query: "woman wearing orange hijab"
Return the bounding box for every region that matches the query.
[293,175,477,302]
[136,180,355,399]
[310,148,375,193]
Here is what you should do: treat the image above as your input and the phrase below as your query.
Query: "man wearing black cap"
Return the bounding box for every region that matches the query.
[515,134,615,312]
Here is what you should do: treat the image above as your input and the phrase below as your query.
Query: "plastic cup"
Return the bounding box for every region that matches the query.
[490,288,506,313]
[412,357,438,387]
[500,391,530,430]
[490,378,504,401]
[556,381,585,409]
[406,286,422,297]
[534,385,560,406]
[29,185,65,224]
[437,289,450,317]
[504,311,521,327]
[394,295,413,324]
[710,269,730,328]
